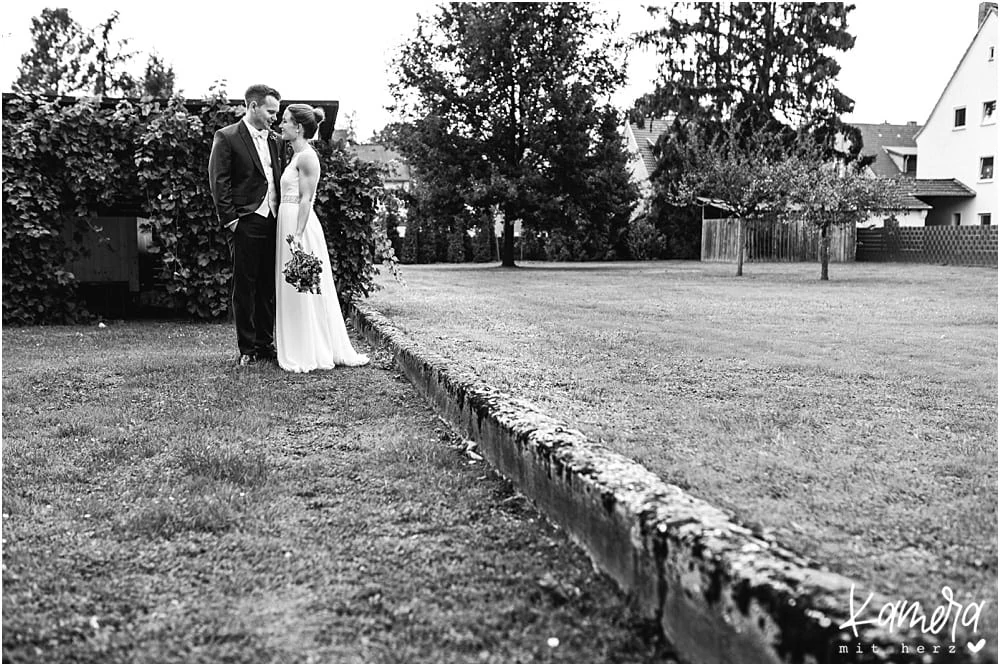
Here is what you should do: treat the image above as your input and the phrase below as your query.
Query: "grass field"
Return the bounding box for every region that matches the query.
[365,260,998,646]
[1,322,673,663]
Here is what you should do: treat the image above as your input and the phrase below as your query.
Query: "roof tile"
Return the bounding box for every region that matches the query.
[849,122,922,178]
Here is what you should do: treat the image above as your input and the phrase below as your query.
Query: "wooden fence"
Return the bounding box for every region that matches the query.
[701,218,855,263]
[856,226,998,266]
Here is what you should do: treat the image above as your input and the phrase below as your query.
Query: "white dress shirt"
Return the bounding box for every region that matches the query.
[242,116,278,219]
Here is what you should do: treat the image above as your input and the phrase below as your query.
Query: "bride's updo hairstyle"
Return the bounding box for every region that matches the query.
[287,104,325,140]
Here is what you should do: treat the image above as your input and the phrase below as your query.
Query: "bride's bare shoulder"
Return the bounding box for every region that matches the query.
[295,147,321,172]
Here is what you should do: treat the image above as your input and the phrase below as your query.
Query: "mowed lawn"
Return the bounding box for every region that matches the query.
[366,260,998,642]
[1,322,673,663]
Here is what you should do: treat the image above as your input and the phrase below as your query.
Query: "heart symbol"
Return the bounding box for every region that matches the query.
[967,639,986,654]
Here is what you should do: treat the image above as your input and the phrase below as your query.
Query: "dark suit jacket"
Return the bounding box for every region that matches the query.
[208,120,284,226]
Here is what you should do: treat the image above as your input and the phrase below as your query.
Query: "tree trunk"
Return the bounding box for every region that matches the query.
[820,224,830,281]
[501,219,517,267]
[736,218,745,277]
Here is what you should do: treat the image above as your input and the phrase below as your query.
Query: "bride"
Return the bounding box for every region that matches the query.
[274,104,370,373]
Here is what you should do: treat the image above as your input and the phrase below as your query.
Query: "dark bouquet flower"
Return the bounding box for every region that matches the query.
[282,235,322,294]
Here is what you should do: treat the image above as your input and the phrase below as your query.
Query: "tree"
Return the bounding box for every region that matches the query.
[633,3,873,263]
[89,11,138,97]
[14,8,96,95]
[16,8,143,98]
[667,120,799,276]
[141,53,175,98]
[635,2,863,160]
[391,2,632,267]
[786,156,902,280]
[562,105,639,259]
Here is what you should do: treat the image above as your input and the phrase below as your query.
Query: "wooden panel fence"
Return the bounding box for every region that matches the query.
[856,226,998,266]
[701,218,855,263]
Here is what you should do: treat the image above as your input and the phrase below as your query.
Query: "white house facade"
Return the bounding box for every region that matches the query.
[914,3,997,226]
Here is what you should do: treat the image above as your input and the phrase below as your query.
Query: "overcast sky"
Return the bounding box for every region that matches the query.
[0,1,989,139]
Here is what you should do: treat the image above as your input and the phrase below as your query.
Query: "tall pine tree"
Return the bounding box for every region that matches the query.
[636,2,861,155]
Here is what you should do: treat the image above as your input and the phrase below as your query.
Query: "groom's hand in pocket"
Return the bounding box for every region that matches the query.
[225,218,238,257]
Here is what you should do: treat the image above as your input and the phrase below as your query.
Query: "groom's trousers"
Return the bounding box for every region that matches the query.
[230,212,276,357]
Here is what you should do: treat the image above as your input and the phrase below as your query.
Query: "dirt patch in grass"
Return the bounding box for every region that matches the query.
[2,321,673,663]
[365,260,998,648]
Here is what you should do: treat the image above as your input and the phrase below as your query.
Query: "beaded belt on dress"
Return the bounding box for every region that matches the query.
[280,195,300,204]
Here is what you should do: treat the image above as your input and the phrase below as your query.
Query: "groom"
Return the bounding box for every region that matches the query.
[208,84,284,366]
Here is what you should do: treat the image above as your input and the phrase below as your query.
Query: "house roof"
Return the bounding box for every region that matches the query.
[849,122,921,177]
[629,117,674,175]
[350,143,411,182]
[914,5,997,140]
[909,178,978,198]
[891,189,933,210]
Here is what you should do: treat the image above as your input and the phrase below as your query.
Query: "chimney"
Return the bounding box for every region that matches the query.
[908,121,917,126]
[980,2,997,26]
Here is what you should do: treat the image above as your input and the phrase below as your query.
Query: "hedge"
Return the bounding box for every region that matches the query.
[2,89,400,325]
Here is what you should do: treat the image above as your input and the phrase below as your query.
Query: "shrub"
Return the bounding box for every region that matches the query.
[312,140,402,302]
[135,92,237,318]
[626,215,667,260]
[2,89,401,324]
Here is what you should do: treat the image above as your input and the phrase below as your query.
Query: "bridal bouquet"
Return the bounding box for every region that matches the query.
[282,235,322,294]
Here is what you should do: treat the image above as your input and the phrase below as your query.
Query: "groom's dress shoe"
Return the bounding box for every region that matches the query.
[237,354,256,367]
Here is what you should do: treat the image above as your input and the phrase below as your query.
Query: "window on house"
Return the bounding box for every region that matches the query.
[980,213,993,226]
[990,46,996,61]
[954,107,967,128]
[984,100,996,124]
[981,156,995,180]
[953,213,962,226]
[903,155,917,174]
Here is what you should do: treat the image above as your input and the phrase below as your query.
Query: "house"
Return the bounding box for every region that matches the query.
[913,2,997,226]
[624,116,673,208]
[852,122,922,178]
[349,143,412,193]
[847,122,932,226]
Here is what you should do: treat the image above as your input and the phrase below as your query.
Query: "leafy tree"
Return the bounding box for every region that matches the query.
[670,120,901,280]
[141,53,175,98]
[786,155,902,280]
[14,8,96,95]
[380,118,481,262]
[667,120,799,276]
[391,2,633,266]
[16,8,144,98]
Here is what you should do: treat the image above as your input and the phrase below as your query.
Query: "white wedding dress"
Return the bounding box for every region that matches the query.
[274,149,370,373]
